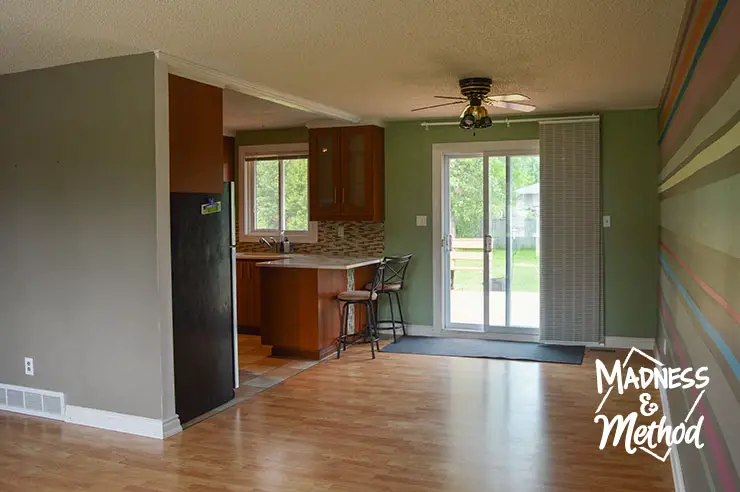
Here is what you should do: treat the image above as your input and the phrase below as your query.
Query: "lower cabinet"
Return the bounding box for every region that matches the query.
[236,260,261,332]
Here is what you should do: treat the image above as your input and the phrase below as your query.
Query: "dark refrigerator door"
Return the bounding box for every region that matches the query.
[170,191,235,425]
[226,181,236,247]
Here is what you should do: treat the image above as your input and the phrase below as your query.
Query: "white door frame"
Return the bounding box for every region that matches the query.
[432,140,540,339]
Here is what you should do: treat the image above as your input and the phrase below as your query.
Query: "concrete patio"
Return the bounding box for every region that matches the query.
[450,291,540,328]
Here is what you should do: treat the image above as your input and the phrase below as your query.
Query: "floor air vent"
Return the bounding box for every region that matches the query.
[0,384,65,421]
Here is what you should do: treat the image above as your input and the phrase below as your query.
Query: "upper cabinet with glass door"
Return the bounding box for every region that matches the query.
[308,125,384,222]
[308,128,342,220]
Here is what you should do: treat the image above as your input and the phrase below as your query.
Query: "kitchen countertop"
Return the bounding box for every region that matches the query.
[236,252,290,260]
[256,255,382,270]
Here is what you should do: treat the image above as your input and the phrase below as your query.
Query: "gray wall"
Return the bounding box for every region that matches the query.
[0,53,171,419]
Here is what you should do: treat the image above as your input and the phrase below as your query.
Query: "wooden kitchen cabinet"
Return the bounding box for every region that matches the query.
[309,127,342,220]
[236,260,261,333]
[236,261,249,328]
[309,125,384,222]
[168,74,224,194]
[222,136,235,182]
[250,262,261,327]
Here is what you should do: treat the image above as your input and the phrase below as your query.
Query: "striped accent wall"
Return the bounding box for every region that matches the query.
[658,1,740,490]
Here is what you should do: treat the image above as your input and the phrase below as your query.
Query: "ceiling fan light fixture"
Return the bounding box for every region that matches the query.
[460,104,493,130]
[477,115,493,129]
[411,77,534,120]
[459,106,476,129]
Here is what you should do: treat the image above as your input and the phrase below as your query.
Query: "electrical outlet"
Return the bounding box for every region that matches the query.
[24,357,34,376]
[337,225,345,238]
[416,215,428,227]
[603,215,611,228]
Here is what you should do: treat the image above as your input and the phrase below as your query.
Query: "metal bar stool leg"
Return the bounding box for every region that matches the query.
[337,301,346,359]
[366,301,375,359]
[369,299,380,352]
[387,291,397,342]
[343,303,351,351]
[337,301,343,359]
[374,296,379,335]
[394,291,407,336]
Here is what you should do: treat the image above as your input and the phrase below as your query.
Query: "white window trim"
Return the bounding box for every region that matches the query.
[238,143,318,243]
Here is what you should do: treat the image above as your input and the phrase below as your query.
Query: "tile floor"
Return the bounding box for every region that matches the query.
[184,333,377,428]
[235,334,322,398]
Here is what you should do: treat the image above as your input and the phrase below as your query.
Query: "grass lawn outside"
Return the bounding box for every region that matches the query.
[453,248,539,292]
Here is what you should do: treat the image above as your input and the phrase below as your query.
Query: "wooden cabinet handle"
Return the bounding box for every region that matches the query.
[334,187,337,204]
[342,188,345,204]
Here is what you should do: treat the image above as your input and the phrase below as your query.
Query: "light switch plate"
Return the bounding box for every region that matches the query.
[603,215,611,228]
[416,215,427,227]
[337,225,345,238]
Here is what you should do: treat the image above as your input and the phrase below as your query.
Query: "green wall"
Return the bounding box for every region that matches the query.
[601,110,659,337]
[384,110,659,337]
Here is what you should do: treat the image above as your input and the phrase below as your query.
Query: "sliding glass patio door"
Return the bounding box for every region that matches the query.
[443,152,540,336]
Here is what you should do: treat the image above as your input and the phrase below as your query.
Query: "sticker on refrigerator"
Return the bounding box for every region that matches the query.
[201,199,222,215]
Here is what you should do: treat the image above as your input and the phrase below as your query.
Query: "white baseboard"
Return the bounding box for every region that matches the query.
[162,415,183,438]
[392,327,655,350]
[604,336,656,350]
[402,325,537,342]
[655,343,686,492]
[405,324,440,336]
[65,405,182,440]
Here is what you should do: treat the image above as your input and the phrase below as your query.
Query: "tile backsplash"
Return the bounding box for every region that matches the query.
[237,221,384,257]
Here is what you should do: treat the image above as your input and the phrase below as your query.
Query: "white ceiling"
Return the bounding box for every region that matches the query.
[222,90,323,132]
[1,0,685,125]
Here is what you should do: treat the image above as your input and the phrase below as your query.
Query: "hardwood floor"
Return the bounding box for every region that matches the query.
[0,344,674,491]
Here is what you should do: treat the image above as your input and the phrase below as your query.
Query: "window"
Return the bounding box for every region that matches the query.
[239,144,317,243]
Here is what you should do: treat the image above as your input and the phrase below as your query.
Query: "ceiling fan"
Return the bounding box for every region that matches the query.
[411,77,536,129]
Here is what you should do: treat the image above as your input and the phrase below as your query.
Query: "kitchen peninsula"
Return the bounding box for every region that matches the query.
[257,256,382,359]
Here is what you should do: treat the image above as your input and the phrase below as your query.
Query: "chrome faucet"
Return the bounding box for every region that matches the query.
[260,236,279,253]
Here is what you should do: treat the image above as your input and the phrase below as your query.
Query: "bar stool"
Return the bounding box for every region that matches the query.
[336,260,385,359]
[365,253,413,342]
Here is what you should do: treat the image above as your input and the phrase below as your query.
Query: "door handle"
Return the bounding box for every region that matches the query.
[443,235,452,251]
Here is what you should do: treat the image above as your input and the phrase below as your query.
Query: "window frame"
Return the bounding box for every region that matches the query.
[238,143,317,243]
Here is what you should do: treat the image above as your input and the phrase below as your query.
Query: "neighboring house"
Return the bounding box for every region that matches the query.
[514,182,539,213]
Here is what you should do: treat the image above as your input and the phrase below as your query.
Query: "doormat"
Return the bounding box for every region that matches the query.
[381,336,584,365]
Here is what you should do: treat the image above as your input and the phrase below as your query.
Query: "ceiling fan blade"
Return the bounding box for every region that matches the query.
[488,93,530,102]
[489,100,537,112]
[411,101,466,112]
[434,95,468,100]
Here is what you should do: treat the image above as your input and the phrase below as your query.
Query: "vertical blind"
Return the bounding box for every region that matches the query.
[539,119,603,344]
